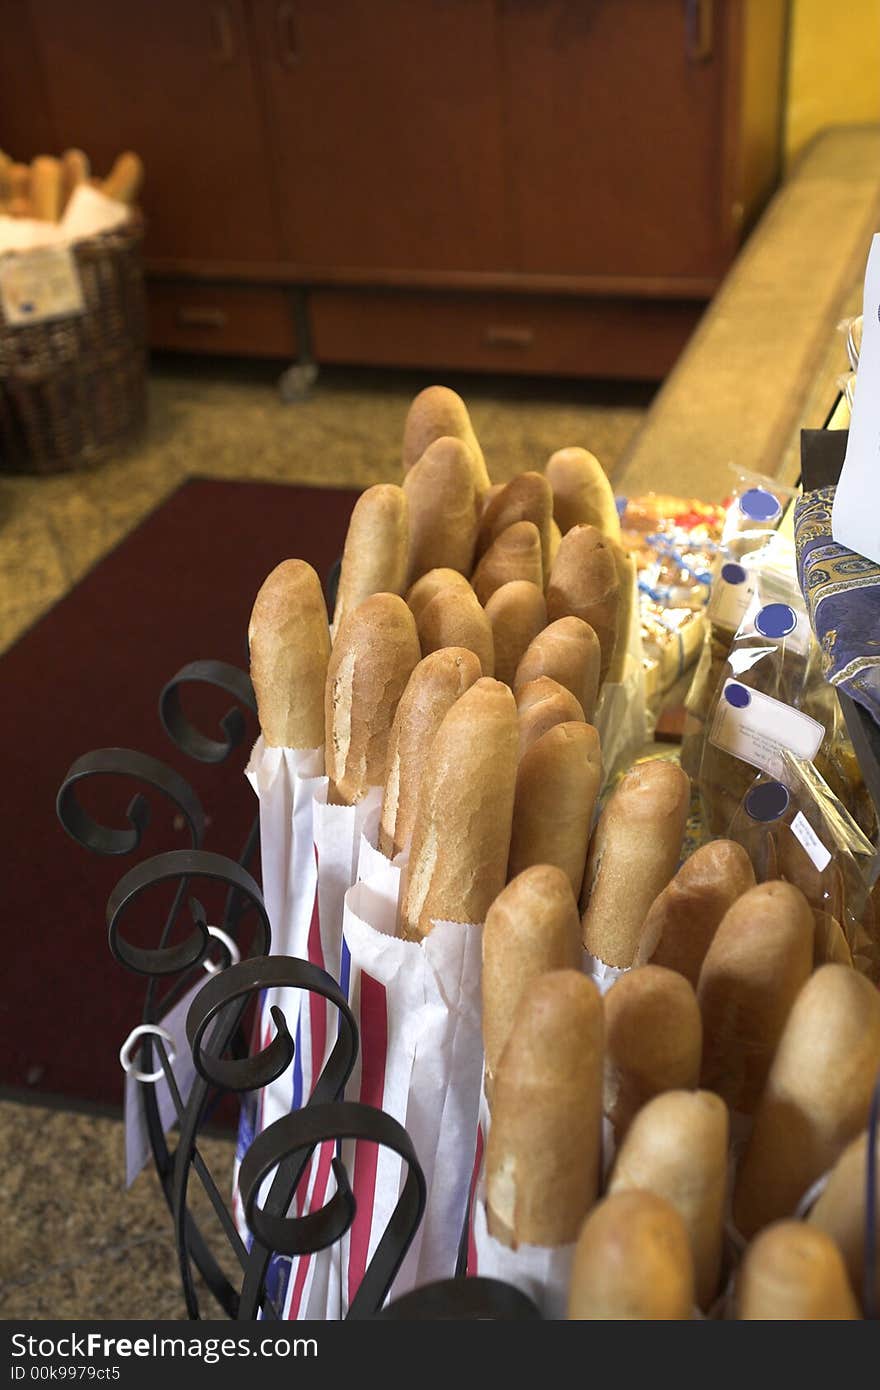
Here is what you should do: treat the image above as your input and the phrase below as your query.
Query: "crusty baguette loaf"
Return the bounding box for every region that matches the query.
[736,1223,859,1319]
[8,163,32,217]
[567,1191,694,1320]
[482,865,582,1104]
[545,447,621,541]
[609,1089,727,1309]
[808,1129,879,1305]
[515,678,585,758]
[60,148,90,210]
[697,880,814,1114]
[378,646,481,858]
[733,964,880,1237]
[324,593,420,805]
[508,721,601,896]
[405,567,473,624]
[248,559,330,749]
[399,678,518,939]
[580,759,690,967]
[636,839,756,984]
[486,970,603,1247]
[402,437,478,582]
[416,583,494,676]
[30,155,62,221]
[101,151,144,204]
[401,385,490,495]
[606,543,636,686]
[484,580,547,687]
[547,517,562,571]
[477,472,554,584]
[602,968,702,1142]
[546,524,620,684]
[514,616,601,723]
[331,484,408,640]
[471,521,543,606]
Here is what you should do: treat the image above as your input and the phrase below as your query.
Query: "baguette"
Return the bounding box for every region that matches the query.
[325,593,420,805]
[602,968,702,1142]
[405,567,472,624]
[8,163,31,217]
[486,970,603,1247]
[416,583,494,676]
[514,615,601,723]
[101,151,144,204]
[331,484,408,640]
[248,559,330,749]
[378,646,481,858]
[471,522,543,606]
[547,517,562,572]
[399,678,518,939]
[545,447,621,541]
[60,148,90,210]
[697,880,814,1114]
[484,580,547,687]
[401,385,490,495]
[736,1223,859,1319]
[606,543,636,686]
[477,471,554,584]
[0,150,11,208]
[29,155,62,221]
[636,839,756,985]
[808,1129,879,1305]
[608,1089,727,1308]
[567,1191,694,1320]
[482,865,582,1104]
[402,437,478,582]
[546,524,620,684]
[580,759,690,967]
[508,721,601,896]
[515,678,585,758]
[733,964,880,1237]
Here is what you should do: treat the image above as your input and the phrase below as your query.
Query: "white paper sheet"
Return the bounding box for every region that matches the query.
[833,234,880,564]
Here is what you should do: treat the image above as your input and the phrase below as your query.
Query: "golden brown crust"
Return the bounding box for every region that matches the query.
[483,581,548,687]
[545,447,621,541]
[402,437,478,582]
[606,542,636,686]
[477,472,555,584]
[405,568,473,624]
[101,150,144,204]
[416,584,495,676]
[636,839,757,985]
[331,484,409,640]
[30,155,62,221]
[471,522,543,606]
[567,1191,694,1320]
[602,969,703,1142]
[515,678,585,758]
[508,721,601,897]
[401,385,491,494]
[736,1223,859,1319]
[514,616,601,723]
[808,1130,879,1303]
[248,559,331,749]
[546,524,620,684]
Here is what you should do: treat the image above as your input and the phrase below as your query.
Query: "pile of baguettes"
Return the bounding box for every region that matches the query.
[0,148,143,220]
[248,385,880,1319]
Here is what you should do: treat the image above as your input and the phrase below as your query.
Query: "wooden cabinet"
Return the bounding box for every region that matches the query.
[0,0,788,378]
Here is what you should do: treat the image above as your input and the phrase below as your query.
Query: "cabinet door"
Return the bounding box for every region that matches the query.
[253,0,509,274]
[500,0,737,282]
[25,0,282,265]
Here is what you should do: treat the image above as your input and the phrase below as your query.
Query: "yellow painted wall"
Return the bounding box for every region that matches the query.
[786,0,880,167]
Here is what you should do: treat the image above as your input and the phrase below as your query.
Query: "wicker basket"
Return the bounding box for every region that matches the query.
[0,215,147,474]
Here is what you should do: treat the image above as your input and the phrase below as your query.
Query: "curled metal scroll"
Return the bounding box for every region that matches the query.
[160,660,257,764]
[57,747,205,854]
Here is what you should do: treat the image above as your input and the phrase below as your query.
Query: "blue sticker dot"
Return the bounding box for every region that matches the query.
[739,488,781,523]
[720,562,747,586]
[724,682,751,709]
[745,781,790,822]
[755,603,797,639]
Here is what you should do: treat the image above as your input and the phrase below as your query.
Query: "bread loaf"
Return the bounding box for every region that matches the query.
[567,1191,694,1320]
[325,593,420,805]
[331,484,408,640]
[8,163,31,217]
[248,559,330,749]
[546,524,620,684]
[471,522,543,606]
[606,543,636,686]
[60,148,90,210]
[602,968,702,1141]
[733,964,880,1237]
[545,447,621,541]
[403,437,478,582]
[0,150,11,209]
[401,385,490,495]
[609,1090,728,1308]
[580,759,690,967]
[30,155,62,221]
[508,721,601,896]
[482,866,582,1103]
[636,839,756,985]
[515,678,585,758]
[399,678,518,939]
[486,970,603,1247]
[416,583,494,676]
[808,1129,879,1305]
[697,880,814,1114]
[405,567,473,624]
[736,1223,859,1319]
[102,151,144,204]
[484,580,547,687]
[477,472,554,584]
[514,616,601,723]
[378,646,481,858]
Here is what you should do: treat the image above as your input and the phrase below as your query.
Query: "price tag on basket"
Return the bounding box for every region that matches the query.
[0,244,85,325]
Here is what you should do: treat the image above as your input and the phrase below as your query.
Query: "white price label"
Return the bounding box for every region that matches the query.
[709,679,824,776]
[790,811,832,872]
[0,245,85,325]
[707,561,755,631]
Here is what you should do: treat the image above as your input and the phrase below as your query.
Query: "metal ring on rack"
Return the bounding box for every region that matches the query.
[106,850,269,977]
[56,748,205,854]
[202,924,241,974]
[119,1024,176,1083]
[376,1276,542,1321]
[159,660,257,764]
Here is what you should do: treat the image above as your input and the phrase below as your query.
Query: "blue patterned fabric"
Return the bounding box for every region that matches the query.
[794,485,880,727]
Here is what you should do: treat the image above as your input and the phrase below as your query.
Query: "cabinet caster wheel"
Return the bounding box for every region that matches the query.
[278,362,319,402]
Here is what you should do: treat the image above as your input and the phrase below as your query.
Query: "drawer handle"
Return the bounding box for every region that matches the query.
[177,307,229,329]
[485,325,534,349]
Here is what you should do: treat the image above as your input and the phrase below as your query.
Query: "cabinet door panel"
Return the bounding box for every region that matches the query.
[25,0,282,264]
[501,0,733,279]
[254,0,509,273]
